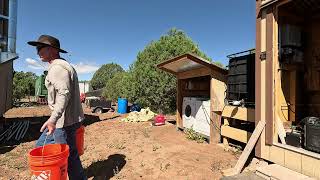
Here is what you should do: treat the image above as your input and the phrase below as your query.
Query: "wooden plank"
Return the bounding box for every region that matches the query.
[221,126,252,144]
[177,67,211,79]
[285,149,302,173]
[221,105,255,122]
[223,120,266,176]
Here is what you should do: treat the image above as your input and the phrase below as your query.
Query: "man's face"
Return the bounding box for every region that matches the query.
[37,46,58,62]
[37,46,51,62]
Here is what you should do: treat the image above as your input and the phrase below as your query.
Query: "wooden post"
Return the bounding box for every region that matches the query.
[223,118,230,147]
[176,79,183,129]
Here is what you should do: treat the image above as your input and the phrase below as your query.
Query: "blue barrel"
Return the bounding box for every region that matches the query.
[117,98,128,114]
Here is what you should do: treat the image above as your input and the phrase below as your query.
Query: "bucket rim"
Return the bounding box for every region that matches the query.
[29,144,69,159]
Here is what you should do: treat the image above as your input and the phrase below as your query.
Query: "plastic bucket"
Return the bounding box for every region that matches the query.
[76,125,85,156]
[28,144,69,180]
[117,98,128,114]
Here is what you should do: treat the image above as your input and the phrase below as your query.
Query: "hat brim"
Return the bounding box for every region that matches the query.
[27,41,68,53]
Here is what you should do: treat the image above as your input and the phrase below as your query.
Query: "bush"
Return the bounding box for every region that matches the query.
[91,63,124,90]
[103,72,131,101]
[124,28,212,113]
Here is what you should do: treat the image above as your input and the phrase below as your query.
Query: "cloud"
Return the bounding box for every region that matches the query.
[25,58,47,70]
[71,62,100,74]
[25,58,100,74]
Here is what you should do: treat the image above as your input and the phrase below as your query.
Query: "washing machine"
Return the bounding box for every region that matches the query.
[182,97,197,129]
[194,99,211,137]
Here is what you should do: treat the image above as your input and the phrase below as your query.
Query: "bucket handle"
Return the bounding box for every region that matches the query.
[41,132,55,163]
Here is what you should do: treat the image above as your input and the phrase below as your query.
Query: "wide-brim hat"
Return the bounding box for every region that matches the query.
[28,35,68,53]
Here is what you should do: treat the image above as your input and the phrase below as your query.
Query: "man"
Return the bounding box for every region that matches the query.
[28,35,87,180]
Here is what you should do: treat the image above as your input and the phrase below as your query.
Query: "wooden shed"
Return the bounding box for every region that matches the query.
[255,0,320,178]
[157,53,228,143]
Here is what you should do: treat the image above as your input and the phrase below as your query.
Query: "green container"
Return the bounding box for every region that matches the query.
[35,75,48,97]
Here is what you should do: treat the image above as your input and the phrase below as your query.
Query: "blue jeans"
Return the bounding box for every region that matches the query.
[36,122,87,180]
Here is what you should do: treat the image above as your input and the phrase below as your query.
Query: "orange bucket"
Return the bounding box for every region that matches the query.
[28,144,69,180]
[76,125,85,156]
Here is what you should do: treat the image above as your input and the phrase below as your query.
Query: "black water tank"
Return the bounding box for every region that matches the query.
[227,50,255,106]
[304,117,320,153]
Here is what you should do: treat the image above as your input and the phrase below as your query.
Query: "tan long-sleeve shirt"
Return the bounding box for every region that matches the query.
[45,59,84,128]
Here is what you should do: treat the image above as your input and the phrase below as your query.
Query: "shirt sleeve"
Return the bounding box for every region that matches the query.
[47,65,71,124]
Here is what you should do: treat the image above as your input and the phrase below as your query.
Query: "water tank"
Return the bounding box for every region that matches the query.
[227,50,255,106]
[303,117,320,153]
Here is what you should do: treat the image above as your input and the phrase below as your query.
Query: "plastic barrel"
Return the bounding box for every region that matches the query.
[28,144,69,180]
[117,98,128,114]
[76,125,85,156]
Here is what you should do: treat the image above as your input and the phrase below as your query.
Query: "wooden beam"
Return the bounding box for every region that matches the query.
[177,67,211,79]
[221,105,255,122]
[221,126,252,144]
[255,0,263,158]
[265,6,275,145]
[223,120,266,176]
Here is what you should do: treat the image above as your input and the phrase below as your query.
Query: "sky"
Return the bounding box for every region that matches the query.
[15,0,256,80]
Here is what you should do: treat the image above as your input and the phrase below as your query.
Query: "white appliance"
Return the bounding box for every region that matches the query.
[194,99,211,137]
[182,97,197,129]
[182,97,211,137]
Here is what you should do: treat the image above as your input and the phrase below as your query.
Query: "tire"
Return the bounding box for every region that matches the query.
[94,107,103,114]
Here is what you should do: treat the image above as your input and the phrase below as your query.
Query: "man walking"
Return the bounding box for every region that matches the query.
[28,35,87,180]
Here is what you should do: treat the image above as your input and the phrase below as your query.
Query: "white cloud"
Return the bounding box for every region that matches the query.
[25,58,47,70]
[72,62,100,74]
[25,58,100,74]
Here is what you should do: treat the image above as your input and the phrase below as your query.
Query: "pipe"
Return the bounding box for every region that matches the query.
[8,0,17,53]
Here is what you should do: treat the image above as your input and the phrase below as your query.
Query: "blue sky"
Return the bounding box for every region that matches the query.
[15,0,255,80]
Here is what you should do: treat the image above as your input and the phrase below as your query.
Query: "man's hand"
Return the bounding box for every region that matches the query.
[40,120,56,135]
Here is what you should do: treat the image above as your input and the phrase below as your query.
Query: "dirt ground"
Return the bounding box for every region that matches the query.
[0,114,238,180]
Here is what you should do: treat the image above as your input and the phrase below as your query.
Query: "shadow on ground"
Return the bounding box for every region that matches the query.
[85,154,127,180]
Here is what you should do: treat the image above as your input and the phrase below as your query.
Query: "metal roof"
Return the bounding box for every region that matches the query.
[157,53,227,75]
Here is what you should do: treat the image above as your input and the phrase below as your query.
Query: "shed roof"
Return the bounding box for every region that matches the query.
[157,53,227,76]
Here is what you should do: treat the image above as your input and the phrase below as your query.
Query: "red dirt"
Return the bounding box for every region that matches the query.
[0,115,238,180]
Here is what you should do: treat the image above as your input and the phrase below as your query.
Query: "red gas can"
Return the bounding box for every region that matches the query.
[154,114,165,126]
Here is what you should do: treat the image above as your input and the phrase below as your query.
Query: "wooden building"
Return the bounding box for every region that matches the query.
[255,0,320,178]
[157,53,228,143]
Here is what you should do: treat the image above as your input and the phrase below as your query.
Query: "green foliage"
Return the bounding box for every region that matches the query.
[13,71,37,100]
[103,72,131,101]
[184,126,206,143]
[91,63,124,90]
[123,28,212,113]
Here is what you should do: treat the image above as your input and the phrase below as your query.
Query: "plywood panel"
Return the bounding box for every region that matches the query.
[221,106,255,122]
[269,145,285,166]
[301,156,318,177]
[221,126,252,143]
[177,67,211,79]
[284,150,302,173]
